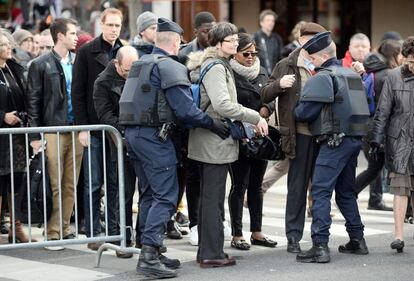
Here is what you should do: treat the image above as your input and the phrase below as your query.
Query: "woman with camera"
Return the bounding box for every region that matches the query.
[227,33,277,250]
[0,30,33,243]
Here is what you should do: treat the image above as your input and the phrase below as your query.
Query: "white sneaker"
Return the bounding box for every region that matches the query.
[189,225,198,246]
[44,245,65,251]
[223,220,232,241]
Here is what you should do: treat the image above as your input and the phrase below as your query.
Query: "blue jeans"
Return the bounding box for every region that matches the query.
[83,136,118,237]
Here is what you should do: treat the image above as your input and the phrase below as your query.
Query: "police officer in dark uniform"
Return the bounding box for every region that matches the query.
[294,31,370,263]
[119,18,230,278]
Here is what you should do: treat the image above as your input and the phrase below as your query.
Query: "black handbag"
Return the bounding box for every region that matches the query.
[240,125,285,161]
[19,152,53,226]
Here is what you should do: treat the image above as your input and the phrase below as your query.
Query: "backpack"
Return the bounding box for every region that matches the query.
[190,61,223,108]
[19,152,53,227]
[362,72,376,116]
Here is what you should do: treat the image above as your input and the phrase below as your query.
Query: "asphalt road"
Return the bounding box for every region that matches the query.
[1,154,413,281]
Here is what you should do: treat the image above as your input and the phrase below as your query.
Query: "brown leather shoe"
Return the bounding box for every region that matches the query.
[200,256,236,268]
[87,242,107,251]
[8,220,37,243]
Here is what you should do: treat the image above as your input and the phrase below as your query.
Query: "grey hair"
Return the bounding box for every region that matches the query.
[350,33,370,45]
[155,31,180,46]
[0,28,17,49]
[40,29,51,36]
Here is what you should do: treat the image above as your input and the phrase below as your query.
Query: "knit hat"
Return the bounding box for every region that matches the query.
[76,33,93,53]
[136,11,158,34]
[194,11,216,28]
[381,31,403,42]
[12,29,33,46]
[300,22,327,37]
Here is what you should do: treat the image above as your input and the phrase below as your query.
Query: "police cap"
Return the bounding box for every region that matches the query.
[157,18,183,35]
[302,31,332,54]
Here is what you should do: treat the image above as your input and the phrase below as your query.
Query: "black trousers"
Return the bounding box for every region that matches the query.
[0,173,24,219]
[228,153,267,237]
[286,133,319,241]
[124,154,137,245]
[185,158,201,229]
[354,141,384,206]
[198,163,229,260]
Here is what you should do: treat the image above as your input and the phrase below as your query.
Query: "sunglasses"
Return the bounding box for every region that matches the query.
[241,51,258,58]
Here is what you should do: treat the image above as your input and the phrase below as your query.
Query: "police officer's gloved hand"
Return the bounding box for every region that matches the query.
[368,142,381,162]
[210,118,230,140]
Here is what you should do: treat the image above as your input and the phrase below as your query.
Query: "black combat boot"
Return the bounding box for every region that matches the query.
[136,245,177,278]
[296,243,330,263]
[158,245,180,269]
[338,238,369,255]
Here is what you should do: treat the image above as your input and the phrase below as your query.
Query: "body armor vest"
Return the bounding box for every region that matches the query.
[300,65,370,137]
[119,54,189,126]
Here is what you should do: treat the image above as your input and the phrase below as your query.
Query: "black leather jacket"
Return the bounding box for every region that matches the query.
[27,50,75,138]
[372,65,414,174]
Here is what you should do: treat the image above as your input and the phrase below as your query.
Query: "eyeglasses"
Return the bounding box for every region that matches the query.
[39,46,53,50]
[22,37,34,43]
[223,38,239,44]
[242,51,258,58]
[104,23,122,29]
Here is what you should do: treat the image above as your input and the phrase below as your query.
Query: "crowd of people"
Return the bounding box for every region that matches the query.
[0,5,414,279]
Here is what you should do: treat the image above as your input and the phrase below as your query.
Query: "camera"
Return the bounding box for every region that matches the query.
[15,111,28,127]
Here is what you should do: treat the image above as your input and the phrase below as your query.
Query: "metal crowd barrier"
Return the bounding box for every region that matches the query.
[0,125,139,267]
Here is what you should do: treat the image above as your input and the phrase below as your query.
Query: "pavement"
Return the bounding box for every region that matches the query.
[1,153,414,281]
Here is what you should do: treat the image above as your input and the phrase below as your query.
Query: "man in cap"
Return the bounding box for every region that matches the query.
[119,18,229,278]
[132,11,158,56]
[261,22,327,254]
[294,31,369,263]
[178,11,216,64]
[12,28,34,67]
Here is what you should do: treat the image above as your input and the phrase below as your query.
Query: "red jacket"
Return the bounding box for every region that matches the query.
[342,50,354,68]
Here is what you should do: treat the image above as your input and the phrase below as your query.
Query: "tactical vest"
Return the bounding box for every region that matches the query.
[119,54,190,126]
[300,65,370,137]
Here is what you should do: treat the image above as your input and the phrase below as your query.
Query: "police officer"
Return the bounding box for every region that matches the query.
[294,31,370,263]
[119,18,230,278]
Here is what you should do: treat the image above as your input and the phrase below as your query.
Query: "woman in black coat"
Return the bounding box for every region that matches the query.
[354,39,403,208]
[0,31,33,243]
[371,37,414,253]
[228,33,276,250]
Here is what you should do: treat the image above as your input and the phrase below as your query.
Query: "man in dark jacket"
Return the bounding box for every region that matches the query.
[131,11,157,57]
[27,18,83,249]
[178,11,216,64]
[93,46,139,258]
[71,7,124,251]
[253,9,283,75]
[261,22,326,254]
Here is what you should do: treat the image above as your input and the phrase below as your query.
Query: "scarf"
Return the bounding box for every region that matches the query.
[229,57,260,81]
